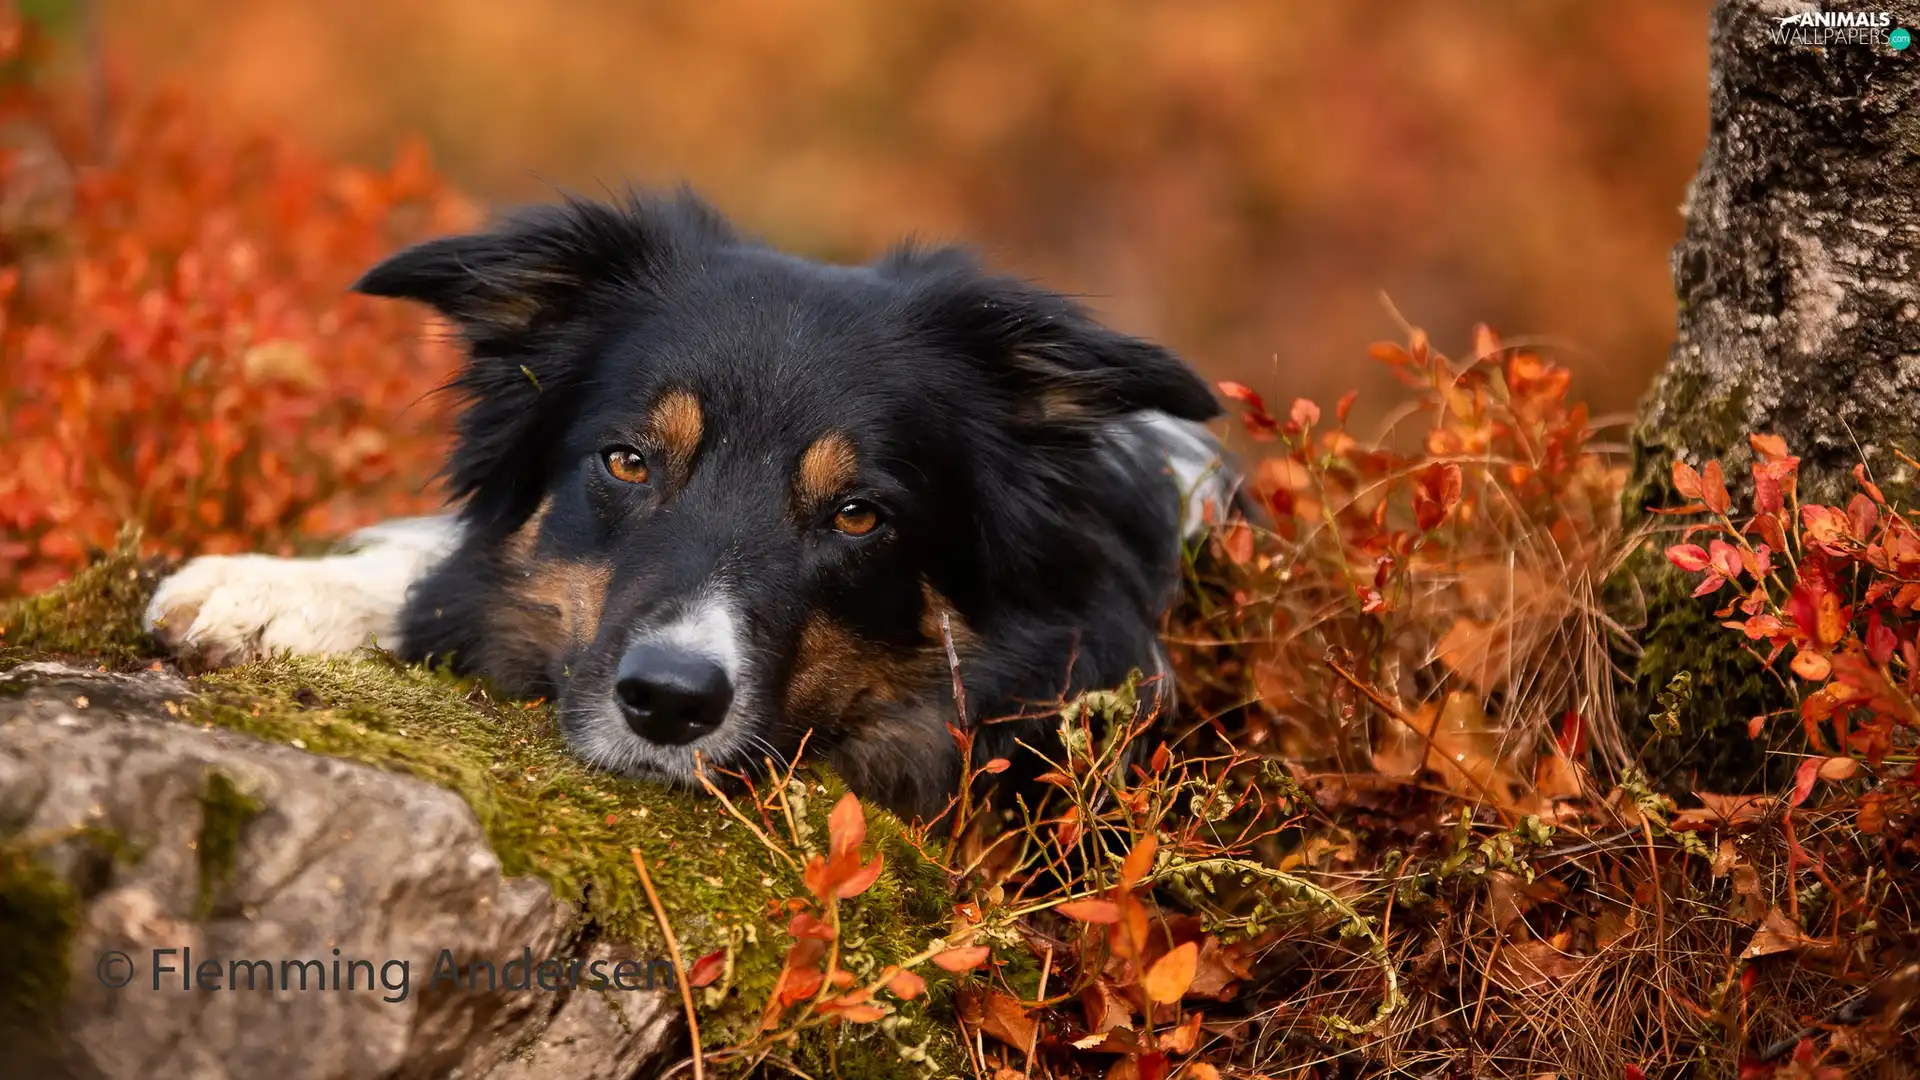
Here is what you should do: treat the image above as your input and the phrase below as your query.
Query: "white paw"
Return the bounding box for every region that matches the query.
[143,554,403,667]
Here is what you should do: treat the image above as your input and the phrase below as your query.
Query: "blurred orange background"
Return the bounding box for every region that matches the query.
[102,0,1708,424]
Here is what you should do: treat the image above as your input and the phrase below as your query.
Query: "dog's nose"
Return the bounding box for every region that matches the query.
[615,643,734,745]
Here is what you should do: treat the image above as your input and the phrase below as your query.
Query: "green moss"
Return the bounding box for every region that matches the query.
[1609,545,1792,794]
[0,839,81,1055]
[2,536,963,1069]
[1613,430,1803,793]
[196,771,264,919]
[0,524,165,668]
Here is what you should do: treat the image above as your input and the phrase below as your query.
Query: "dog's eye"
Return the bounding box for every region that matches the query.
[602,447,650,485]
[831,500,883,537]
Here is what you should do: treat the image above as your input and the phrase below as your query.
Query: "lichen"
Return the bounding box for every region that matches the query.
[0,536,964,1069]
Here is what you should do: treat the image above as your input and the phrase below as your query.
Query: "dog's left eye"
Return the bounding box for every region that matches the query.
[831,500,883,537]
[602,446,651,484]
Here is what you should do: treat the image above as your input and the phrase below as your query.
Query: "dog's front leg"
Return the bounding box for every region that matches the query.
[143,515,465,666]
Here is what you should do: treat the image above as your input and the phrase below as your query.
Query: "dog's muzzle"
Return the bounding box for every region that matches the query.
[615,641,734,745]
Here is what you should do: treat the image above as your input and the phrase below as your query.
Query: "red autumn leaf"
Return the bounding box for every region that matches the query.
[980,757,1011,774]
[1215,380,1266,411]
[1691,571,1727,598]
[687,948,726,988]
[1790,756,1821,807]
[1216,381,1278,441]
[1847,492,1878,540]
[1555,709,1587,759]
[1801,504,1857,554]
[1707,539,1743,580]
[1867,611,1897,665]
[1666,543,1711,573]
[1413,462,1463,532]
[1336,389,1359,424]
[789,911,837,940]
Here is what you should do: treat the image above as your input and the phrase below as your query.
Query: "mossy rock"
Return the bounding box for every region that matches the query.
[0,535,964,1074]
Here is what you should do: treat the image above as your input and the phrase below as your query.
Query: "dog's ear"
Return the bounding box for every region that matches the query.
[891,251,1220,424]
[354,191,733,534]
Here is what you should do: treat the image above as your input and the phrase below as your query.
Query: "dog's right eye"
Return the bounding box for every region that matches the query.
[601,447,651,485]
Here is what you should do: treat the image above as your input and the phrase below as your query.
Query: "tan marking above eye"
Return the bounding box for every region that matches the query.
[832,501,881,537]
[796,432,858,508]
[650,389,705,472]
[605,447,650,484]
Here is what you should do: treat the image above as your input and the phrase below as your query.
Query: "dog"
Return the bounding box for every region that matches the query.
[143,190,1238,821]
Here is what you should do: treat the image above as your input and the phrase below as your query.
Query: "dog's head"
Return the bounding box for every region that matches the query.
[357,191,1220,818]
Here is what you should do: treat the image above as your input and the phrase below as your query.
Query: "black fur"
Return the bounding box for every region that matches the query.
[356,189,1222,821]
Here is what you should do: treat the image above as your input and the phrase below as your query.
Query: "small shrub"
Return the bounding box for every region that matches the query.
[0,4,476,596]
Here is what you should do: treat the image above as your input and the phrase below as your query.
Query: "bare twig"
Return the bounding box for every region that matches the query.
[632,847,705,1080]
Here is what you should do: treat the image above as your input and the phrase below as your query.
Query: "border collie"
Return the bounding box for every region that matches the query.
[143,190,1237,821]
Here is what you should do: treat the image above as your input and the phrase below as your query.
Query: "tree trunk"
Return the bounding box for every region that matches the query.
[1624,0,1920,788]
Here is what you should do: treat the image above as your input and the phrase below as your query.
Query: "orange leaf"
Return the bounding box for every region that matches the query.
[1790,650,1831,682]
[1056,899,1122,924]
[1141,941,1199,1004]
[828,791,866,862]
[931,945,991,973]
[819,999,888,1023]
[1413,462,1462,532]
[1749,433,1790,463]
[981,757,1011,774]
[836,852,885,900]
[1217,519,1254,565]
[972,987,1037,1049]
[1816,755,1859,781]
[1671,459,1703,500]
[1120,834,1159,888]
[883,966,927,1000]
[1700,460,1730,514]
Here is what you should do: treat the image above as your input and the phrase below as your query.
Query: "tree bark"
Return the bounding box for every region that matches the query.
[1625,0,1920,787]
